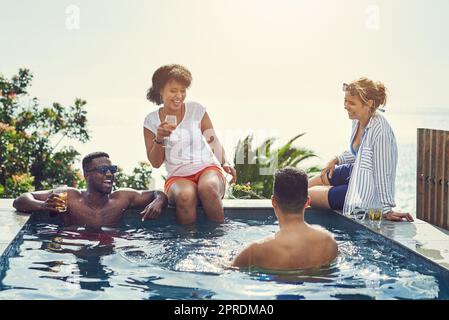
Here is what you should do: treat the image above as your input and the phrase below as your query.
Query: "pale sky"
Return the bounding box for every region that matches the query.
[1,0,449,187]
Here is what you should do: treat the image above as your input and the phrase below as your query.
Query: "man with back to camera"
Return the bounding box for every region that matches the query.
[13,152,168,228]
[232,167,338,270]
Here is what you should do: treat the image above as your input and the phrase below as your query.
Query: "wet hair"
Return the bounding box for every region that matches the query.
[344,77,388,114]
[273,167,308,213]
[146,64,192,105]
[82,152,110,172]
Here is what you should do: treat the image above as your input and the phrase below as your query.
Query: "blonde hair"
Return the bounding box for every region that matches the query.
[345,77,388,114]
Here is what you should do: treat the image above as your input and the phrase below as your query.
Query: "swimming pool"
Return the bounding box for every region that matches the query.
[1,208,448,300]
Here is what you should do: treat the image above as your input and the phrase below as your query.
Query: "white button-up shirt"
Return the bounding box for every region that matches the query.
[336,113,398,215]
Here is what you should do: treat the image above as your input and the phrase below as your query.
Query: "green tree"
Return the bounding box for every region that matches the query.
[1,69,89,197]
[114,162,153,190]
[230,133,321,199]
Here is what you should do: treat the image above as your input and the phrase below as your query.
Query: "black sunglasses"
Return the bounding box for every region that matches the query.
[86,165,118,174]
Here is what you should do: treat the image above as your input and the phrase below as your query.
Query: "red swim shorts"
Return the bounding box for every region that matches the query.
[164,165,226,194]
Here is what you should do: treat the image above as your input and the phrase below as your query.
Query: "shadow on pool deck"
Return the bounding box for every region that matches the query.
[1,198,449,270]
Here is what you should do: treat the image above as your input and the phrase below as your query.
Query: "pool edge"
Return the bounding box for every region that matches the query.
[1,199,449,273]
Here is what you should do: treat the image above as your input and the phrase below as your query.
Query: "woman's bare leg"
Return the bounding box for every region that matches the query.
[308,186,333,209]
[168,179,198,225]
[308,172,330,188]
[197,170,226,223]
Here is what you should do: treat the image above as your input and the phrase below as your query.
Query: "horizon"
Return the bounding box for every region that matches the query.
[2,0,449,189]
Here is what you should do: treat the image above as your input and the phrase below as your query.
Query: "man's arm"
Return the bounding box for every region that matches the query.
[121,189,168,221]
[126,190,167,208]
[13,190,53,213]
[232,243,259,268]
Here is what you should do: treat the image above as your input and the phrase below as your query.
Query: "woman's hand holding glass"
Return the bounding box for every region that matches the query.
[156,115,177,147]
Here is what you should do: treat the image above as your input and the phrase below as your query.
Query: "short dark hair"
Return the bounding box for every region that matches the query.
[146,64,192,105]
[82,152,110,172]
[273,167,308,213]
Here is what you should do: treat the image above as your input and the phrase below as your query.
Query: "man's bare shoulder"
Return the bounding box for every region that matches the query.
[110,188,140,198]
[309,224,338,257]
[309,224,336,240]
[242,236,275,255]
[306,224,338,253]
[111,188,157,199]
[252,235,280,255]
[67,187,82,196]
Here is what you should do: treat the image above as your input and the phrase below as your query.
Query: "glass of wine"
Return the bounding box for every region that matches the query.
[163,115,177,147]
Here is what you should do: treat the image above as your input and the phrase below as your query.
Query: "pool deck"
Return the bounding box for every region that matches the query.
[1,199,449,270]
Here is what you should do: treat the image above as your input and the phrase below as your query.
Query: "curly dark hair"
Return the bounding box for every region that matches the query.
[146,64,192,105]
[273,167,308,213]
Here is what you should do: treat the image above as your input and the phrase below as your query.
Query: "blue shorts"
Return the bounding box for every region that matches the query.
[327,164,352,210]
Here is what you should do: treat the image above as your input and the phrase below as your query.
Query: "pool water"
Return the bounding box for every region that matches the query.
[0,210,448,300]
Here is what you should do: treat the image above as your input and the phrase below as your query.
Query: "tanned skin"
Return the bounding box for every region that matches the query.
[13,156,168,228]
[232,196,338,270]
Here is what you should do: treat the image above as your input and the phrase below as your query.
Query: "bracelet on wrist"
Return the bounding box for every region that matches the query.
[153,137,163,145]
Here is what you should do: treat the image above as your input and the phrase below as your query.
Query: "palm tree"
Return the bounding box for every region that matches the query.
[231,133,320,199]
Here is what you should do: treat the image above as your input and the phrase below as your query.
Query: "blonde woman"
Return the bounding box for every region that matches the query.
[308,78,413,222]
[143,64,237,225]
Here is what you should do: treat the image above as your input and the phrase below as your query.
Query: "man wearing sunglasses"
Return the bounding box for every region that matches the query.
[13,152,168,228]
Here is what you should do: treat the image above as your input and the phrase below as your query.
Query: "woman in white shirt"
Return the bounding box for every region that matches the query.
[308,78,413,222]
[143,64,237,225]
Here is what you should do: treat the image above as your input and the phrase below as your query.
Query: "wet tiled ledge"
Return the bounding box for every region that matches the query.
[222,199,272,208]
[0,199,30,257]
[335,210,449,271]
